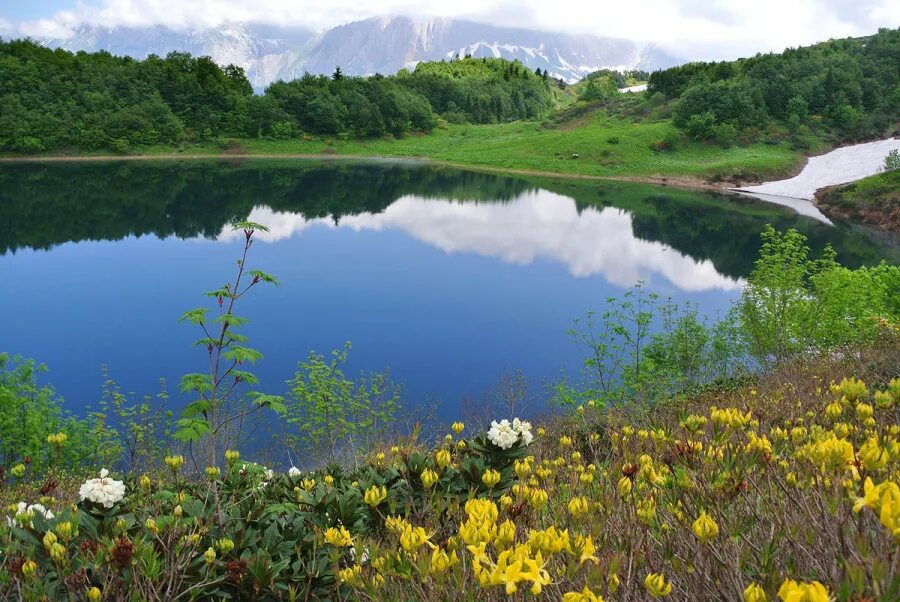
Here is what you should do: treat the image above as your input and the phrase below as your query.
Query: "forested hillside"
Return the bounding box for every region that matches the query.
[0,40,553,152]
[650,28,900,144]
[1,29,898,155]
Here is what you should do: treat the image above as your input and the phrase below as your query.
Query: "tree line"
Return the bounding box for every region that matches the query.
[0,39,554,153]
[648,28,900,143]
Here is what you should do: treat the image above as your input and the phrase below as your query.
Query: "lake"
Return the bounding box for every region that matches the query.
[1,159,897,424]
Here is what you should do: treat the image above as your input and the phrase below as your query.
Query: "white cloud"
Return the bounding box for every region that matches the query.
[217,190,743,292]
[9,0,899,59]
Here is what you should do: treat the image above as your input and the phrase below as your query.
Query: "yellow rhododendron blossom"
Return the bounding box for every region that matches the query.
[430,547,458,574]
[482,469,501,488]
[324,526,353,547]
[692,511,719,543]
[363,485,388,507]
[562,586,604,602]
[568,496,589,518]
[452,421,465,434]
[644,573,672,597]
[435,449,451,468]
[421,468,439,488]
[744,582,766,602]
[777,579,829,602]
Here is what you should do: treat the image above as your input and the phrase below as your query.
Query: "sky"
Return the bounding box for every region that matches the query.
[1,0,898,60]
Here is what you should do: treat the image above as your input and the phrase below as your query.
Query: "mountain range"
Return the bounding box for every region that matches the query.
[40,16,681,90]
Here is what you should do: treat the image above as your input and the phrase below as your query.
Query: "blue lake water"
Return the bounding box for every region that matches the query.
[1,159,896,424]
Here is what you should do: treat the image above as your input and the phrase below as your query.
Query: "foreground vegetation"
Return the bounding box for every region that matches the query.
[2,221,899,599]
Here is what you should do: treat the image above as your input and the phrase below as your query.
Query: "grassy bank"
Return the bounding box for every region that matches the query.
[816,169,900,232]
[4,115,805,186]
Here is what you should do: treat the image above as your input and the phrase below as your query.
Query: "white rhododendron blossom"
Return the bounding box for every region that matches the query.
[487,418,533,449]
[79,468,126,508]
[288,466,302,478]
[513,418,534,446]
[6,502,54,528]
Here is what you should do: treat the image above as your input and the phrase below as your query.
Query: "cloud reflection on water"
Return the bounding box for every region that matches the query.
[219,189,742,292]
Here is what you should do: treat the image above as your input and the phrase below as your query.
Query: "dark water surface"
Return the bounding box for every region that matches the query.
[1,159,897,421]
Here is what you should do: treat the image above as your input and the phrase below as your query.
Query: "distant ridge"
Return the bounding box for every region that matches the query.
[40,16,681,90]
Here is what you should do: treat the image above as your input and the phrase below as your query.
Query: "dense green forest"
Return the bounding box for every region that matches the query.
[650,28,900,143]
[1,28,898,154]
[0,39,552,152]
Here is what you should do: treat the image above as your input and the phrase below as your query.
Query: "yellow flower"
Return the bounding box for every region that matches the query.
[618,476,633,498]
[537,427,546,437]
[217,538,235,554]
[528,526,571,554]
[301,478,316,490]
[528,488,549,510]
[568,496,589,518]
[139,475,152,490]
[824,401,843,420]
[87,587,102,602]
[482,469,501,488]
[43,531,58,550]
[644,573,672,597]
[435,449,451,469]
[744,582,767,602]
[856,402,873,422]
[858,436,889,472]
[203,547,216,566]
[496,519,516,548]
[324,526,353,547]
[452,421,465,434]
[637,497,657,525]
[364,485,388,507]
[338,564,362,585]
[692,511,719,543]
[205,466,220,479]
[560,435,573,447]
[562,586,604,602]
[400,525,433,553]
[500,494,513,509]
[608,573,620,593]
[574,533,598,564]
[145,518,159,535]
[324,475,334,486]
[224,449,240,464]
[430,547,458,574]
[777,579,829,602]
[55,521,73,540]
[421,468,439,488]
[164,454,184,471]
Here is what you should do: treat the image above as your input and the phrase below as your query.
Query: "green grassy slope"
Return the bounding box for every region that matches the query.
[130,113,802,183]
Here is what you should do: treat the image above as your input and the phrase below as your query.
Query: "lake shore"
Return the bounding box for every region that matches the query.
[0,150,737,193]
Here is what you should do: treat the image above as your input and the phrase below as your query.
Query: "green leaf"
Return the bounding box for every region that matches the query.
[180,308,208,325]
[223,346,263,364]
[174,418,210,442]
[232,220,271,233]
[179,373,213,394]
[248,270,280,285]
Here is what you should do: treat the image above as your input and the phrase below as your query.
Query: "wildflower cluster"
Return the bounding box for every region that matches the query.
[1,376,897,600]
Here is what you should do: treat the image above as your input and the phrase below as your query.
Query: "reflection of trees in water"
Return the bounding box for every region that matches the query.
[0,161,895,279]
[0,161,533,254]
[627,195,893,279]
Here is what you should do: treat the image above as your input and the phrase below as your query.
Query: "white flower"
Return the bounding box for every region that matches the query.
[79,469,126,508]
[487,419,519,449]
[513,418,534,446]
[6,502,54,528]
[288,466,302,478]
[264,469,274,480]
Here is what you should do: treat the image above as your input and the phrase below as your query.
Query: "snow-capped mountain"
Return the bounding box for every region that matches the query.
[41,17,681,90]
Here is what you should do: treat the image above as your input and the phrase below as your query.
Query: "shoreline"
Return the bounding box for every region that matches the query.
[0,151,743,194]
